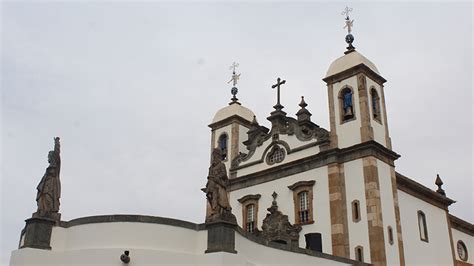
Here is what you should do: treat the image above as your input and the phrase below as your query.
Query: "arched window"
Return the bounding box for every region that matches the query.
[352,200,360,222]
[371,88,381,123]
[355,246,364,262]
[246,204,256,233]
[218,133,228,160]
[298,191,310,223]
[339,87,355,122]
[387,226,394,245]
[418,211,429,242]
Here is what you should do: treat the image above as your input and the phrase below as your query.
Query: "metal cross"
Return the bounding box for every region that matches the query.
[228,62,241,87]
[342,7,354,34]
[271,77,286,106]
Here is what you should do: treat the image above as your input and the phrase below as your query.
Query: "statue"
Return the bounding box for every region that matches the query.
[34,137,61,220]
[203,148,236,223]
[343,90,353,118]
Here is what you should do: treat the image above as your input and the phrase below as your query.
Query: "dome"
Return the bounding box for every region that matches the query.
[211,103,255,124]
[325,51,380,78]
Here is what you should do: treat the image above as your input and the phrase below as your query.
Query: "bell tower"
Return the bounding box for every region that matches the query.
[208,62,254,175]
[322,8,404,266]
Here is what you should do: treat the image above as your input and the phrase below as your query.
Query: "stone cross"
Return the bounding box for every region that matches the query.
[271,77,286,106]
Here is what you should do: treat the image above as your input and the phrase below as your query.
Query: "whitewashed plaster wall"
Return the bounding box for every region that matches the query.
[343,159,370,262]
[366,77,387,147]
[333,76,362,148]
[398,190,454,265]
[376,160,400,265]
[11,221,355,266]
[229,167,332,253]
[451,228,473,264]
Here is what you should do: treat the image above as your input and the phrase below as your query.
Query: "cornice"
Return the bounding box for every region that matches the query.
[323,63,387,85]
[229,140,400,191]
[209,115,253,130]
[449,214,474,236]
[396,172,456,210]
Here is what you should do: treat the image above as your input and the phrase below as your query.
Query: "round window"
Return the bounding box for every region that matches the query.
[457,240,468,261]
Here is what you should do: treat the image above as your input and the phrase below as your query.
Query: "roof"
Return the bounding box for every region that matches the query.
[325,50,380,78]
[211,102,255,124]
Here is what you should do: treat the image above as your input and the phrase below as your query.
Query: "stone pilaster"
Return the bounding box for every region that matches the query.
[231,123,239,162]
[363,157,386,266]
[389,166,405,266]
[327,84,339,148]
[446,211,457,266]
[357,74,374,142]
[328,163,350,258]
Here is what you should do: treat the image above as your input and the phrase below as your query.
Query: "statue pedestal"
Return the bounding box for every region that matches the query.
[205,220,237,254]
[21,217,57,250]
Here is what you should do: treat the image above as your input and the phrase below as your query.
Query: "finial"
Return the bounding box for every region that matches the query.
[228,62,241,105]
[251,115,259,126]
[341,6,355,54]
[435,174,446,196]
[271,77,286,110]
[299,96,308,108]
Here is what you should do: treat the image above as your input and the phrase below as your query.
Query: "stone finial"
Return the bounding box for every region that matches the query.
[251,115,259,127]
[435,174,446,196]
[296,96,312,122]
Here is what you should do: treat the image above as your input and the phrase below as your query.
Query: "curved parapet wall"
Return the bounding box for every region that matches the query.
[12,214,366,265]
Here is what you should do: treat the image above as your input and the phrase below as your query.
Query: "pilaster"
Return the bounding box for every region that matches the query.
[357,73,374,142]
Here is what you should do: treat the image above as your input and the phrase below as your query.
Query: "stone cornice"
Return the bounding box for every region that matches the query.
[287,180,316,191]
[237,194,262,203]
[229,140,400,191]
[449,214,474,236]
[323,63,387,85]
[59,215,206,231]
[208,115,253,130]
[396,172,456,210]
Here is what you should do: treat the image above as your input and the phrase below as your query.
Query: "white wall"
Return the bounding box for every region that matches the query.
[451,228,474,264]
[366,77,387,147]
[344,159,371,262]
[398,190,454,265]
[229,166,332,253]
[333,76,362,148]
[376,160,400,265]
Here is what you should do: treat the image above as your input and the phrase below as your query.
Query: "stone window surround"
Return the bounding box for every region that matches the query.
[217,132,229,161]
[237,194,261,233]
[288,180,316,225]
[457,240,468,261]
[370,87,382,124]
[338,86,357,125]
[417,210,429,242]
[351,200,361,223]
[355,245,364,262]
[266,144,286,165]
[387,226,394,245]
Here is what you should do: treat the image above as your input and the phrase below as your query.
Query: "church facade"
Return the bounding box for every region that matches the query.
[10,13,473,266]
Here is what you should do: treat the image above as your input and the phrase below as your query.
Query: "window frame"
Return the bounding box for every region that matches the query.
[370,87,382,124]
[417,210,429,242]
[351,200,361,223]
[217,133,229,161]
[355,246,364,262]
[288,180,316,225]
[387,226,394,245]
[237,194,261,233]
[457,240,468,261]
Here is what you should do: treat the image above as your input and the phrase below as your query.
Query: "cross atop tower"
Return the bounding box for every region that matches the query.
[341,6,356,54]
[271,77,286,110]
[227,62,241,104]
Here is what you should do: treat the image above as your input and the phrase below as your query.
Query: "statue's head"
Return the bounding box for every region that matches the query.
[211,148,223,164]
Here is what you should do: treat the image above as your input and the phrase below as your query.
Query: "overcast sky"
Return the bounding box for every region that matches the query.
[1,1,472,264]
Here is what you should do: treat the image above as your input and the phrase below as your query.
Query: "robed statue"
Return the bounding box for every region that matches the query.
[34,137,61,219]
[203,148,236,223]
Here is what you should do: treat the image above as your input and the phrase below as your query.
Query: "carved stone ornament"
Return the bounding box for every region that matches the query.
[203,148,237,224]
[33,137,61,221]
[261,192,301,246]
[231,116,329,169]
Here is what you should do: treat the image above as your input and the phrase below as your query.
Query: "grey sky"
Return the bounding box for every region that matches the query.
[1,2,472,264]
